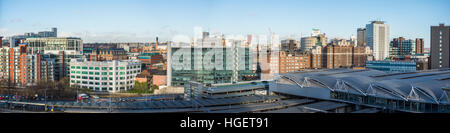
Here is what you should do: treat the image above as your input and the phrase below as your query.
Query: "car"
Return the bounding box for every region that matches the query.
[91,95,100,99]
[78,94,89,99]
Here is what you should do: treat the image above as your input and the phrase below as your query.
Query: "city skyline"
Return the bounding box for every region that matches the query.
[1,0,450,47]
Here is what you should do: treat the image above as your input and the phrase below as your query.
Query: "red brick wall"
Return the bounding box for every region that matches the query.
[152,75,166,86]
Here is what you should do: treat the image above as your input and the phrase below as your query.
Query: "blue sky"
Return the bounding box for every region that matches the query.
[1,0,449,47]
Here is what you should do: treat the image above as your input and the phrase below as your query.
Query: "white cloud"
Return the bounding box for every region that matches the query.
[0,28,21,37]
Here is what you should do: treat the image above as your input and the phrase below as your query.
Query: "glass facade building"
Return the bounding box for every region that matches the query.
[168,46,256,86]
[366,60,416,73]
[25,37,83,54]
[389,37,416,57]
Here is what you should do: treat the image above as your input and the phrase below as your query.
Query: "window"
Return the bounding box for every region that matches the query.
[89,67,93,70]
[82,66,87,70]
[95,72,100,75]
[109,67,113,70]
[82,71,88,74]
[102,67,108,70]
[95,77,100,80]
[76,66,80,69]
[102,72,107,75]
[89,72,94,75]
[95,67,100,70]
[71,66,75,69]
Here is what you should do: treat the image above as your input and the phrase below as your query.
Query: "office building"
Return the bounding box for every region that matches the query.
[69,59,141,92]
[430,23,450,69]
[366,21,390,60]
[25,37,83,54]
[83,43,119,54]
[357,28,366,46]
[0,36,3,48]
[366,60,416,73]
[310,46,323,69]
[279,51,310,73]
[330,38,355,46]
[280,39,298,52]
[24,28,57,38]
[323,45,353,69]
[416,38,424,54]
[301,34,327,52]
[137,53,164,71]
[88,48,128,61]
[167,39,256,86]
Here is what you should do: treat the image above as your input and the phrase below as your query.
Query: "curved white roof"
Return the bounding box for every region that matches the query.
[278,69,450,105]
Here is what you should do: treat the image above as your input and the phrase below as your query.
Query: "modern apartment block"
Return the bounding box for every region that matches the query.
[69,59,141,92]
[430,23,450,69]
[0,45,27,85]
[0,45,56,85]
[279,51,310,73]
[389,37,416,57]
[25,54,57,85]
[366,21,390,60]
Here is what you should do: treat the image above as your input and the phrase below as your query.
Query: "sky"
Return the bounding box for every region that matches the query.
[1,0,449,47]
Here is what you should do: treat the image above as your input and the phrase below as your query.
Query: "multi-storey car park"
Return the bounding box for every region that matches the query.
[69,59,141,92]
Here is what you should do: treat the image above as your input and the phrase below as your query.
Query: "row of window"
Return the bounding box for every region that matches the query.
[70,70,140,75]
[70,75,135,80]
[77,86,127,91]
[71,80,133,85]
[70,65,140,70]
